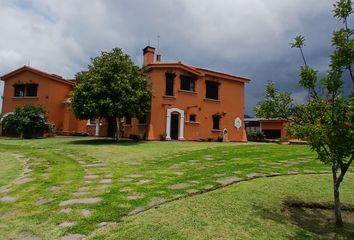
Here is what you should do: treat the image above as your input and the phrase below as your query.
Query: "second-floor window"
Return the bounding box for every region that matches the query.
[165,72,176,96]
[189,114,197,122]
[14,84,38,97]
[205,81,219,100]
[138,115,147,124]
[180,75,196,92]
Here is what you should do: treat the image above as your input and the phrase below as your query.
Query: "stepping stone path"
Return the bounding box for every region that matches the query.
[15,177,33,185]
[148,197,167,207]
[59,197,102,206]
[138,179,150,184]
[126,194,144,200]
[246,173,263,179]
[128,207,145,215]
[169,183,191,190]
[60,234,85,240]
[59,221,76,228]
[80,209,91,218]
[17,231,41,240]
[304,169,316,174]
[186,189,199,194]
[1,196,17,203]
[215,176,242,186]
[60,208,72,214]
[34,198,54,206]
[46,186,62,192]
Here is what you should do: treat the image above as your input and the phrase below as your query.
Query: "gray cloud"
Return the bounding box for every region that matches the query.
[1,0,351,115]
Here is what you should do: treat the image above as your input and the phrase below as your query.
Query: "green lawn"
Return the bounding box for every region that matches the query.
[0,137,352,239]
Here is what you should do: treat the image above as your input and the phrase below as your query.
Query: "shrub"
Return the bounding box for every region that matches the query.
[247,130,265,141]
[159,132,167,141]
[2,105,49,139]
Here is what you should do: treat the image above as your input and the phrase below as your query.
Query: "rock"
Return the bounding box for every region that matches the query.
[148,197,167,207]
[60,234,85,240]
[119,178,133,182]
[80,209,91,218]
[169,183,191,190]
[0,196,17,203]
[138,179,150,184]
[15,177,33,185]
[60,208,72,214]
[126,194,144,200]
[128,207,145,215]
[99,179,112,184]
[34,198,54,206]
[186,189,199,194]
[215,176,242,185]
[84,175,99,179]
[46,186,62,192]
[17,231,41,240]
[59,221,76,228]
[59,198,101,206]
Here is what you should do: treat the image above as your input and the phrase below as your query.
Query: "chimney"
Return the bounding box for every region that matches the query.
[156,54,161,62]
[143,46,155,66]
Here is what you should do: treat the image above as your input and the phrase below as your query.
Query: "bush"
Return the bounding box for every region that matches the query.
[2,105,49,139]
[247,130,265,141]
[159,132,167,141]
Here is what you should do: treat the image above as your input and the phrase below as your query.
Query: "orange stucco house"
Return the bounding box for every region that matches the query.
[1,46,250,141]
[0,66,87,135]
[244,118,289,140]
[121,46,250,141]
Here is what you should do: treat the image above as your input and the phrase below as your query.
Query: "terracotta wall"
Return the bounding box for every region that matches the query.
[1,69,87,134]
[261,120,288,139]
[144,68,246,141]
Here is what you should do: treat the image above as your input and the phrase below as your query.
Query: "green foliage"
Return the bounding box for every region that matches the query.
[1,105,49,139]
[246,130,265,141]
[70,48,151,121]
[290,0,354,226]
[255,81,294,119]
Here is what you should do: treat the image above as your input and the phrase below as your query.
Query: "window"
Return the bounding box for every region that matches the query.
[125,117,132,125]
[180,75,196,92]
[205,81,219,100]
[13,84,38,97]
[189,114,196,122]
[212,114,221,130]
[138,115,147,124]
[165,72,176,96]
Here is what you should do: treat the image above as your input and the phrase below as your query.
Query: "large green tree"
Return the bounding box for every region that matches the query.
[255,81,294,119]
[290,0,354,226]
[1,105,49,139]
[70,48,151,141]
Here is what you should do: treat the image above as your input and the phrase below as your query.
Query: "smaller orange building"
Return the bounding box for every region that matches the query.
[0,66,87,135]
[244,118,289,140]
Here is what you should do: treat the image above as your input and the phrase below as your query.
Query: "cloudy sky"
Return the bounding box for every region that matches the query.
[0,0,351,115]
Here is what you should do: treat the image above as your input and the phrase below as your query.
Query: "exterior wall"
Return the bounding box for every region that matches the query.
[261,120,288,139]
[1,69,87,134]
[143,67,246,141]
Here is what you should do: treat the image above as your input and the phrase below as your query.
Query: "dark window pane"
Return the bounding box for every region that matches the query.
[189,114,196,122]
[213,115,221,129]
[125,117,132,125]
[138,115,147,124]
[14,85,25,97]
[206,81,219,100]
[165,73,175,96]
[26,84,38,97]
[180,75,196,91]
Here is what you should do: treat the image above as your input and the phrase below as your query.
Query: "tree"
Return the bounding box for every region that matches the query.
[70,48,151,141]
[1,105,49,139]
[254,81,294,119]
[290,0,354,227]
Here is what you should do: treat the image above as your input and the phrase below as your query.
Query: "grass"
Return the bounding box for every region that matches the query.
[0,152,23,187]
[0,136,353,239]
[91,174,354,240]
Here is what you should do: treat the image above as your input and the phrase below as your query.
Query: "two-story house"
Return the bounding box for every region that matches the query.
[122,46,250,141]
[0,66,87,135]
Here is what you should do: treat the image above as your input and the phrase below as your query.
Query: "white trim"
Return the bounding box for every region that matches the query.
[165,108,185,140]
[0,112,14,123]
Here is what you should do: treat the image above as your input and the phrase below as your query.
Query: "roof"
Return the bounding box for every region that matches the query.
[0,65,75,86]
[145,62,250,83]
[244,118,288,122]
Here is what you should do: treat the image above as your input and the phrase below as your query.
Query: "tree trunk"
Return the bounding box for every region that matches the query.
[332,166,343,227]
[116,117,120,142]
